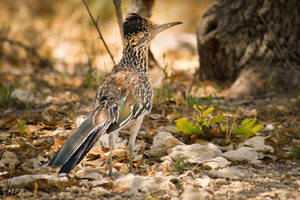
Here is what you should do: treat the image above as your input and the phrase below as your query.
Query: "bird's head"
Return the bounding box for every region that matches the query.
[123,13,182,47]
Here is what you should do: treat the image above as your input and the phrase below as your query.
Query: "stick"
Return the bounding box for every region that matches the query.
[82,0,116,65]
[112,0,124,45]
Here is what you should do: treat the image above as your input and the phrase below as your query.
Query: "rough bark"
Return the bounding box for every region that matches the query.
[197,0,300,98]
[127,0,154,18]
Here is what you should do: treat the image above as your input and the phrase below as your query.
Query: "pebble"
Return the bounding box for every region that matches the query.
[169,142,222,164]
[223,147,258,162]
[150,131,183,157]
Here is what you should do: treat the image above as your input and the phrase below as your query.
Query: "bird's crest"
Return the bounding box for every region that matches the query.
[123,13,154,38]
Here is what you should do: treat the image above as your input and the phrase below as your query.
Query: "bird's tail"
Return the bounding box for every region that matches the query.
[48,114,109,174]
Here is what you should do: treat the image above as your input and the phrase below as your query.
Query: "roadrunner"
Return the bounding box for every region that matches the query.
[49,13,182,175]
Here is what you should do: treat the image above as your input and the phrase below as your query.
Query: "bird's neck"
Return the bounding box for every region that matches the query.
[119,42,149,72]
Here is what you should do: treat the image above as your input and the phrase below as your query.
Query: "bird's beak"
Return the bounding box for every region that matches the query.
[153,21,183,36]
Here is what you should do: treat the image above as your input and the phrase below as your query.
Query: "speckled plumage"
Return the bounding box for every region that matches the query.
[49,13,182,174]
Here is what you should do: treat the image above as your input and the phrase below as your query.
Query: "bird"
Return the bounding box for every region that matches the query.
[48,13,182,175]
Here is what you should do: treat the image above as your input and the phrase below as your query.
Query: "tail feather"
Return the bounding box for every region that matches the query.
[59,124,105,173]
[48,114,109,173]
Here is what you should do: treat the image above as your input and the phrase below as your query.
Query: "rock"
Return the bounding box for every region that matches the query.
[150,131,183,157]
[202,157,230,170]
[11,89,35,104]
[168,142,222,164]
[21,158,41,171]
[223,147,258,162]
[0,161,5,169]
[209,167,245,179]
[113,175,178,198]
[0,174,69,188]
[265,124,274,131]
[98,132,125,149]
[158,126,181,135]
[218,143,234,152]
[1,151,19,170]
[244,136,273,153]
[180,185,213,200]
[90,187,109,197]
[195,175,211,187]
[75,168,101,180]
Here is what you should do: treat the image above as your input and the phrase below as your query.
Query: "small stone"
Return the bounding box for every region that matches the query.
[202,157,230,170]
[0,161,5,169]
[169,142,222,164]
[265,124,274,131]
[150,131,183,157]
[11,89,35,104]
[75,168,101,180]
[21,158,41,171]
[1,151,19,169]
[209,167,245,179]
[180,185,213,200]
[195,175,211,187]
[223,147,258,162]
[244,136,273,153]
[113,175,177,198]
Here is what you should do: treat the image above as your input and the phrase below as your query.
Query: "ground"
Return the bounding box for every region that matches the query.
[0,1,300,199]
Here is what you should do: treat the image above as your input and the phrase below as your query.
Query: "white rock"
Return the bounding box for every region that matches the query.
[1,151,19,169]
[150,131,183,157]
[0,174,69,188]
[75,168,101,180]
[180,185,213,200]
[265,124,274,131]
[209,167,245,179]
[97,131,125,149]
[113,175,177,198]
[169,142,222,164]
[223,147,258,162]
[244,136,273,153]
[11,89,35,104]
[202,157,230,170]
[195,175,211,187]
[0,161,5,169]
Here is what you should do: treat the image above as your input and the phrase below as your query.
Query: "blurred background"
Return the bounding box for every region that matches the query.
[0,0,212,73]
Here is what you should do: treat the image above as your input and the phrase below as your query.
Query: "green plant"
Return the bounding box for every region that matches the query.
[175,105,223,135]
[175,157,189,174]
[17,119,28,135]
[0,80,20,107]
[154,85,175,102]
[233,118,264,138]
[291,143,300,159]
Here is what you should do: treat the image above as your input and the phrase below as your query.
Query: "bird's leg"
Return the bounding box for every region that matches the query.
[128,116,144,173]
[108,133,114,176]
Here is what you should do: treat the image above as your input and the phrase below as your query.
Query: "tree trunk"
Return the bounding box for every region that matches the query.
[197,0,300,98]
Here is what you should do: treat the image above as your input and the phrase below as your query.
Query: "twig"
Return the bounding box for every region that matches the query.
[226,107,240,144]
[82,0,116,65]
[112,0,124,45]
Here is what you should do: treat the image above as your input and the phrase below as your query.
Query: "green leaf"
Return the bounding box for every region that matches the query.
[202,105,215,119]
[252,123,264,134]
[220,124,228,132]
[209,115,224,126]
[175,118,202,135]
